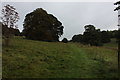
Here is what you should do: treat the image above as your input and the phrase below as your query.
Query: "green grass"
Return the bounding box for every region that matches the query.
[103,38,118,50]
[2,36,118,78]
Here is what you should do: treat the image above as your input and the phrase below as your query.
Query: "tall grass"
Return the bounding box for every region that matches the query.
[2,36,118,78]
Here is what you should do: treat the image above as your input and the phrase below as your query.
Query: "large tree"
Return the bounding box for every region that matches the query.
[72,34,84,43]
[23,8,64,41]
[1,4,19,46]
[101,31,111,43]
[1,4,19,29]
[83,25,102,46]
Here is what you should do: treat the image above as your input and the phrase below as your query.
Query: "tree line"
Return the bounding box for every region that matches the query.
[1,4,119,46]
[71,25,119,46]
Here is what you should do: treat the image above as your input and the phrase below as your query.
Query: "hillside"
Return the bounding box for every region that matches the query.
[2,37,118,78]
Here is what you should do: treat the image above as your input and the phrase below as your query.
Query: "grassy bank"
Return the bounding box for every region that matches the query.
[2,37,118,78]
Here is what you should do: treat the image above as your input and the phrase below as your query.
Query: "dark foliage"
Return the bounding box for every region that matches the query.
[1,4,19,46]
[72,34,84,43]
[71,25,116,46]
[83,25,102,46]
[101,31,111,43]
[1,4,19,29]
[22,8,64,42]
[62,38,68,43]
[2,23,20,36]
[115,29,120,43]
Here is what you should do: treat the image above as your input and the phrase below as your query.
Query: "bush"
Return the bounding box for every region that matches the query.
[62,38,68,43]
[72,34,83,43]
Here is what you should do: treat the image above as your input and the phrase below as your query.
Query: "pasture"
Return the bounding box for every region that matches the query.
[2,37,118,78]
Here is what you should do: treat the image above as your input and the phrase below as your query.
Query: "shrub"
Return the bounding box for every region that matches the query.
[62,38,68,43]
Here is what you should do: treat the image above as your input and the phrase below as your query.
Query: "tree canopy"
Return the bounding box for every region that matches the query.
[62,38,68,43]
[2,23,20,36]
[1,4,19,28]
[83,25,102,46]
[1,4,20,38]
[1,4,20,46]
[1,4,20,36]
[23,8,64,42]
[71,25,114,46]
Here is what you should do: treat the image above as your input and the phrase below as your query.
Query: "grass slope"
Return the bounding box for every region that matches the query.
[2,37,118,78]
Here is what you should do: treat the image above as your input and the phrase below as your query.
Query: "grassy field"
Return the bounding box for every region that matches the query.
[103,38,118,50]
[2,37,118,78]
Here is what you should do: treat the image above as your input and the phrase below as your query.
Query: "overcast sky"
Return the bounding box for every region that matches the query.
[1,2,118,40]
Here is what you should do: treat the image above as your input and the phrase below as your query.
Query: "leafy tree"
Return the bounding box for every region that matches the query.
[71,25,115,46]
[72,34,83,43]
[101,31,111,43]
[1,4,19,29]
[115,29,120,43]
[112,30,118,38]
[84,25,95,32]
[2,23,8,36]
[62,38,68,43]
[83,25,102,46]
[2,22,20,36]
[23,8,64,42]
[1,4,19,46]
[13,28,20,36]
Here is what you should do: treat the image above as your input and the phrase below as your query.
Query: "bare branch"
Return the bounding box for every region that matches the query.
[1,4,19,29]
